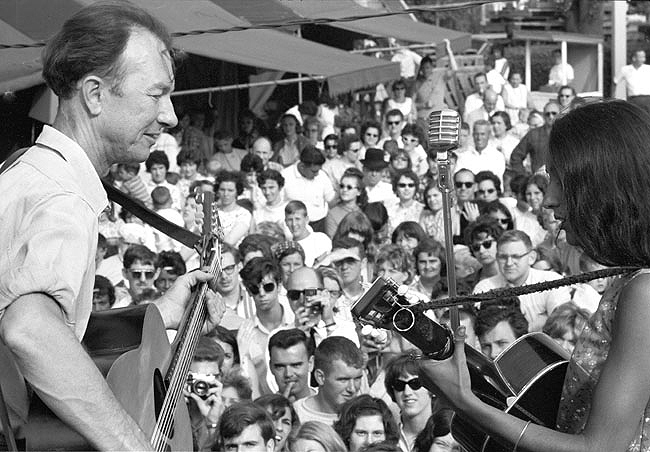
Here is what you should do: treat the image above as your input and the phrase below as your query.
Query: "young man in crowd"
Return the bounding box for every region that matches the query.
[330,237,368,307]
[284,200,331,267]
[145,150,183,211]
[292,336,365,425]
[113,244,158,308]
[267,328,315,402]
[216,403,275,452]
[384,354,438,452]
[473,230,571,332]
[153,250,186,295]
[476,300,529,359]
[216,244,255,329]
[253,169,289,238]
[282,146,335,233]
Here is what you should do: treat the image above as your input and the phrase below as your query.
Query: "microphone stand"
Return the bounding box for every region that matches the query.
[437,152,460,331]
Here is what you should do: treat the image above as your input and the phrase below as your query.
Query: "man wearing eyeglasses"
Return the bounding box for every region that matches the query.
[510,101,560,177]
[113,244,159,308]
[473,230,571,332]
[384,353,438,452]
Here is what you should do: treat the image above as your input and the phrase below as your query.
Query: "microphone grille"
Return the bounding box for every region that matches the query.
[428,109,460,146]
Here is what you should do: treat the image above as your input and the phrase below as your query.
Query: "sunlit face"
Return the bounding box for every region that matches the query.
[426,186,443,212]
[401,134,419,152]
[509,73,522,87]
[101,30,177,166]
[261,179,281,204]
[180,161,197,179]
[396,175,417,202]
[491,116,507,138]
[395,234,419,253]
[391,153,410,171]
[394,372,431,419]
[251,273,279,312]
[218,181,238,207]
[216,252,239,295]
[333,248,363,286]
[280,252,305,286]
[339,176,360,203]
[285,210,309,239]
[496,240,534,286]
[386,115,404,136]
[268,407,292,452]
[364,127,380,146]
[317,359,363,411]
[149,163,167,184]
[543,104,560,126]
[476,179,498,202]
[254,139,273,165]
[417,252,442,279]
[222,424,273,452]
[525,183,544,212]
[270,343,311,401]
[124,260,157,298]
[473,124,490,151]
[324,139,339,159]
[245,171,258,188]
[558,89,575,108]
[348,415,385,452]
[454,171,476,202]
[480,320,518,360]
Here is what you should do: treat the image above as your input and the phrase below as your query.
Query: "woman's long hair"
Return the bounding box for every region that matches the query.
[549,100,650,266]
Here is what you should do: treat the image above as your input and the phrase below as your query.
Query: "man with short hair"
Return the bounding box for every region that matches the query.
[217,244,255,330]
[212,129,248,172]
[282,146,335,233]
[217,403,275,452]
[154,250,186,295]
[614,49,650,115]
[557,85,576,110]
[455,120,506,183]
[145,150,182,211]
[254,169,289,237]
[268,328,315,402]
[378,109,406,148]
[323,134,360,192]
[292,336,365,425]
[464,72,505,120]
[113,244,158,308]
[330,238,367,307]
[0,4,222,449]
[476,301,529,359]
[473,230,571,332]
[510,101,560,177]
[284,200,332,267]
[465,88,503,131]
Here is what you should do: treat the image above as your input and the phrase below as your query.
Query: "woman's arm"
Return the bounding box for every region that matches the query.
[420,272,650,452]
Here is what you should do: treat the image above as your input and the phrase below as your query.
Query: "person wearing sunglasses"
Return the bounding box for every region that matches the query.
[464,218,503,285]
[386,169,424,236]
[399,124,428,178]
[510,100,560,177]
[452,169,481,244]
[384,353,439,452]
[383,78,417,126]
[113,244,159,308]
[360,120,382,158]
[473,230,571,332]
[325,167,368,239]
[378,109,405,149]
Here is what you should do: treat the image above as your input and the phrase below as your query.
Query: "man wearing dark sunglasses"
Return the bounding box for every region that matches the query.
[113,244,159,308]
[384,353,438,452]
[378,109,405,149]
[510,100,560,177]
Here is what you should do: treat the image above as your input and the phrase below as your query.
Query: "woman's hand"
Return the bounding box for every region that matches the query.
[462,202,481,223]
[418,325,475,411]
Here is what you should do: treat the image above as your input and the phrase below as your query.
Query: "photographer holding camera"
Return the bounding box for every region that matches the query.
[185,337,225,451]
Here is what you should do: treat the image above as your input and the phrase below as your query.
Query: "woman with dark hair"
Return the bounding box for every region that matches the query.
[206,325,240,374]
[386,169,424,234]
[391,221,427,255]
[360,120,382,155]
[524,173,548,215]
[333,211,375,251]
[215,171,252,246]
[414,55,449,124]
[325,167,368,238]
[254,394,300,452]
[333,395,400,452]
[272,113,309,167]
[489,110,520,167]
[422,100,650,451]
[413,409,461,452]
[482,200,514,231]
[384,78,416,124]
[419,180,456,246]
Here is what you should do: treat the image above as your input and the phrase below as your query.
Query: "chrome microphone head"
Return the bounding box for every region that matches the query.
[428,109,460,155]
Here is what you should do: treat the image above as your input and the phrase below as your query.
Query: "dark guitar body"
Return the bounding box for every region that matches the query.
[24,304,192,451]
[452,332,570,452]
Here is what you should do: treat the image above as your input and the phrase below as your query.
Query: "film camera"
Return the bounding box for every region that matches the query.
[350,276,454,360]
[287,288,323,316]
[186,373,218,400]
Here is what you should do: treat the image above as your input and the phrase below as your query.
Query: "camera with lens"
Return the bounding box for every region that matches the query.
[186,373,218,400]
[307,299,323,316]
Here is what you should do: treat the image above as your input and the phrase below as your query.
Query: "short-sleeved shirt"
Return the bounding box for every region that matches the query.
[282,164,335,222]
[0,125,107,425]
[615,64,650,97]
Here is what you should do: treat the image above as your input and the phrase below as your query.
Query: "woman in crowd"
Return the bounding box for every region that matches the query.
[502,70,531,126]
[413,408,462,452]
[414,55,448,124]
[391,221,427,255]
[383,78,416,124]
[254,394,300,452]
[387,148,412,183]
[215,171,253,246]
[325,167,368,238]
[289,421,347,452]
[489,111,520,167]
[206,326,240,375]
[272,113,309,167]
[360,120,382,156]
[419,180,451,246]
[482,200,514,231]
[303,116,324,151]
[422,100,650,452]
[542,302,591,354]
[386,169,424,234]
[410,238,446,299]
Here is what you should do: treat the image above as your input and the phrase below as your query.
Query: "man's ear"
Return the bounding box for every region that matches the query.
[80,75,105,116]
[308,355,314,374]
[528,249,537,266]
[313,368,325,386]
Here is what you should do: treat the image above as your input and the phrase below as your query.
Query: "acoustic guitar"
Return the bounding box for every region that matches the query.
[351,277,570,452]
[24,191,223,451]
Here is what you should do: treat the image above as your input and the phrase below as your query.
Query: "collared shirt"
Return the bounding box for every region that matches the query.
[0,125,107,426]
[454,142,506,182]
[473,267,571,332]
[282,163,336,222]
[509,125,551,176]
[615,64,650,96]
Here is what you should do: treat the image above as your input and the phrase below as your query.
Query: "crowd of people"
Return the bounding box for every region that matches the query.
[86,38,618,452]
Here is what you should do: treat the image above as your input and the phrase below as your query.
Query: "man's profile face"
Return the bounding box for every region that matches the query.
[473,124,490,151]
[496,240,534,285]
[269,343,311,400]
[318,359,363,410]
[222,424,274,452]
[480,320,517,359]
[348,414,386,452]
[101,30,177,165]
[124,259,157,298]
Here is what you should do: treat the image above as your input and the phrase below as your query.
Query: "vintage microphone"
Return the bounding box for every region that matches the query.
[428,109,461,331]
